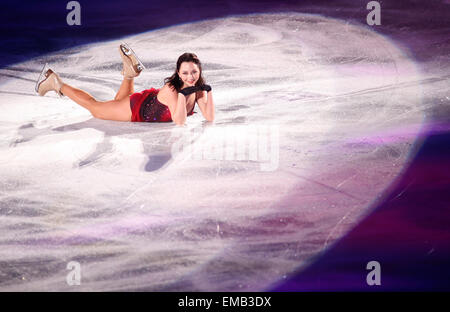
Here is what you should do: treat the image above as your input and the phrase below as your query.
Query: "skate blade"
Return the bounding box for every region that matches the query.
[120,42,146,71]
[35,63,49,93]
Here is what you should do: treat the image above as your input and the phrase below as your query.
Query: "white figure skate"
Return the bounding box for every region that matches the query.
[119,42,145,79]
[35,64,64,96]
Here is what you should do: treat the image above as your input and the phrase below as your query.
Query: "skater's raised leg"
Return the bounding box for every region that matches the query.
[114,78,135,101]
[114,43,144,100]
[119,43,144,79]
[35,43,144,122]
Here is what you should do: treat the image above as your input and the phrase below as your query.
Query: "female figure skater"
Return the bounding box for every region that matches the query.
[35,44,215,125]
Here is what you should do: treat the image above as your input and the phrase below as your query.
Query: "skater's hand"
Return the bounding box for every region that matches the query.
[199,84,212,92]
[179,86,199,96]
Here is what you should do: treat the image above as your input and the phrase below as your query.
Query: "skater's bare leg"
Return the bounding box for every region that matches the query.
[114,77,134,101]
[61,83,132,121]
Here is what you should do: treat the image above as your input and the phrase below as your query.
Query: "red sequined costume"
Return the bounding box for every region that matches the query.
[130,88,195,122]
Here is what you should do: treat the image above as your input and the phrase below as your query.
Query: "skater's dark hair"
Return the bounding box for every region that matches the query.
[164,53,205,92]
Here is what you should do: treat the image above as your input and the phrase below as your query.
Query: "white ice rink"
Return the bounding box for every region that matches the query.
[0,13,438,291]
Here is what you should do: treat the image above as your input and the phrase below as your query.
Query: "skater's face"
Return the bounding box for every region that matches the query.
[178,62,200,87]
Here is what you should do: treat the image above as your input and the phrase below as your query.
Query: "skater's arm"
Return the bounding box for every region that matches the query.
[196,88,214,122]
[172,93,187,125]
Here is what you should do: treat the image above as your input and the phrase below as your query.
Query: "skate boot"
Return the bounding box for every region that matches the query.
[35,65,64,96]
[119,42,145,79]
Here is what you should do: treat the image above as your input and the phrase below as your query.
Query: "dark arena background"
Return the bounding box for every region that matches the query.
[0,0,449,293]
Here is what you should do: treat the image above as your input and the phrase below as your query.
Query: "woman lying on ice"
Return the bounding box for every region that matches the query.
[35,44,215,125]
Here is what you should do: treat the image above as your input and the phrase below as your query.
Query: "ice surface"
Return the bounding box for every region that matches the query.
[0,13,432,291]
